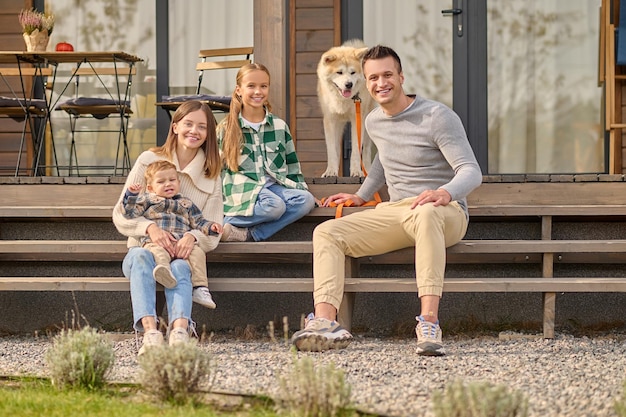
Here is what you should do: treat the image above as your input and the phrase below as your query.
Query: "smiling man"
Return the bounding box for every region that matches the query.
[291,45,483,356]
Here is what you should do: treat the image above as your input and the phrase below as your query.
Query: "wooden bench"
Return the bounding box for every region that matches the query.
[2,181,626,337]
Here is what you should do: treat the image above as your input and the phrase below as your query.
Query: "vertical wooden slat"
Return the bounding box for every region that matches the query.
[333,0,341,46]
[606,2,614,129]
[289,0,297,144]
[338,256,358,331]
[541,215,555,338]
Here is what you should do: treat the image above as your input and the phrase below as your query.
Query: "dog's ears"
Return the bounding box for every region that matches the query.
[323,53,337,65]
[355,47,368,60]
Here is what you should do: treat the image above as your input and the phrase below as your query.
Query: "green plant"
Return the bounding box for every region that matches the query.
[276,356,353,417]
[432,379,528,417]
[138,340,213,405]
[616,378,626,417]
[0,376,275,416]
[19,8,54,35]
[45,326,114,391]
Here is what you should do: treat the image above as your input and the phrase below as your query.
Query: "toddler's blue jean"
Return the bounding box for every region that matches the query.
[225,183,315,241]
[122,247,192,331]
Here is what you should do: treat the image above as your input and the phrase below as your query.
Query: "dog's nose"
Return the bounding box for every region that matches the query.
[345,82,353,89]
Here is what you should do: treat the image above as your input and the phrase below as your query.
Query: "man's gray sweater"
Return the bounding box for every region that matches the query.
[358,95,483,216]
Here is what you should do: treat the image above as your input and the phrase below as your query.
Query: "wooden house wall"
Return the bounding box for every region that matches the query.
[289,0,340,178]
[0,0,35,176]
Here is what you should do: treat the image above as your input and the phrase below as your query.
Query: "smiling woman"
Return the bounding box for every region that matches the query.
[112,100,223,355]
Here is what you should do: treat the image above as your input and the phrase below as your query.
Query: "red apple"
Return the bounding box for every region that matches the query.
[55,42,74,52]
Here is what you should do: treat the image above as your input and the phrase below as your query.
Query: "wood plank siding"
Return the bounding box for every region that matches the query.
[290,0,340,177]
[0,0,36,176]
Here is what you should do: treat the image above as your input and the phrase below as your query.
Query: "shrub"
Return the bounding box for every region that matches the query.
[616,378,626,417]
[45,326,114,390]
[432,379,528,417]
[276,355,353,417]
[137,340,213,405]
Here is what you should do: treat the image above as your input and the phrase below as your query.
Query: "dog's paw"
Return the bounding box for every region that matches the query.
[321,168,339,178]
[349,168,364,177]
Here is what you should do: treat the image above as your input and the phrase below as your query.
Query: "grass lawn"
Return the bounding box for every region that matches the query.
[0,377,279,417]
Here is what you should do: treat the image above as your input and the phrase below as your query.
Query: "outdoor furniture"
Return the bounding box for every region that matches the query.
[0,67,54,176]
[56,66,137,176]
[0,51,143,177]
[155,46,253,115]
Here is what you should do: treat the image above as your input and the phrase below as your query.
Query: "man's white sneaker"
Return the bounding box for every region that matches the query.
[192,286,217,309]
[168,327,190,346]
[138,329,164,356]
[415,315,445,356]
[221,223,250,242]
[153,265,177,288]
[291,313,353,352]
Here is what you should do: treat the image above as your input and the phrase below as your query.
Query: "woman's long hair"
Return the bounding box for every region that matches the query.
[150,100,220,178]
[220,63,272,171]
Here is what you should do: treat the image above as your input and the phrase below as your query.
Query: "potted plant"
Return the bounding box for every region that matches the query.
[19,8,55,52]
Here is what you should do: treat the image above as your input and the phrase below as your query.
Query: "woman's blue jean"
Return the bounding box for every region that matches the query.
[225,183,315,241]
[122,247,192,331]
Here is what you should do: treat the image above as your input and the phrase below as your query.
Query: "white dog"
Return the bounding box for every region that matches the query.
[317,40,376,177]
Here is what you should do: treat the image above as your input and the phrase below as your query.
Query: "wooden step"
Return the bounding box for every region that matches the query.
[1,277,625,293]
[3,240,626,262]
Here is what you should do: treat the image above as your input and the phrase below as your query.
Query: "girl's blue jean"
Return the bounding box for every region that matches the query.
[225,183,315,241]
[122,247,192,331]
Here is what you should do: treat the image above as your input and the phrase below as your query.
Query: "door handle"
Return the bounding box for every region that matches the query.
[441,7,463,37]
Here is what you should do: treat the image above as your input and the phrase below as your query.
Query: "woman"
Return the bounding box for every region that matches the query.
[219,63,315,242]
[112,100,222,354]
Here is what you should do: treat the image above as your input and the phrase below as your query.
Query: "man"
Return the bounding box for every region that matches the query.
[291,45,482,356]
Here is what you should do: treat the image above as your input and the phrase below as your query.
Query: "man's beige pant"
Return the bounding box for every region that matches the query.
[144,243,208,288]
[313,198,468,310]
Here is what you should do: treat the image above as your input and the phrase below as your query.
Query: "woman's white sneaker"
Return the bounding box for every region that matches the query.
[168,327,190,346]
[138,329,164,356]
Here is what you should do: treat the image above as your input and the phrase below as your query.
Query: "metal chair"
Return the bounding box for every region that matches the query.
[56,65,136,176]
[155,47,253,114]
[0,67,56,176]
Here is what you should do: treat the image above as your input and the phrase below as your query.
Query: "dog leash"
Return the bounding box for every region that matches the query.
[320,95,382,218]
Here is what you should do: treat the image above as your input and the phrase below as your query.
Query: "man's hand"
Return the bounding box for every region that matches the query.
[411,189,451,209]
[322,193,366,207]
[147,224,177,257]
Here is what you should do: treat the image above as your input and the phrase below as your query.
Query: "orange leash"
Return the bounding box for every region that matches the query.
[321,96,382,218]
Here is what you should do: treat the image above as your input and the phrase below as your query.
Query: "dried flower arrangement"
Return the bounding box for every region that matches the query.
[19,8,55,36]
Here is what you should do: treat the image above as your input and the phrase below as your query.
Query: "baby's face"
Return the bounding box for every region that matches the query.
[147,168,180,198]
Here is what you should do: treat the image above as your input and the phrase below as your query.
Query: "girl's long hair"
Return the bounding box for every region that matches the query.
[150,100,220,178]
[220,63,272,171]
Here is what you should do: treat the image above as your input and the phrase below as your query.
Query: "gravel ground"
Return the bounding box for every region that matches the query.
[1,332,625,417]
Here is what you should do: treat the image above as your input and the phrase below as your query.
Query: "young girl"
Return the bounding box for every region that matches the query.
[219,63,315,242]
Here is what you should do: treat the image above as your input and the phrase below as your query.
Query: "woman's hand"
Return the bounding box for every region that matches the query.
[147,224,177,257]
[175,233,197,260]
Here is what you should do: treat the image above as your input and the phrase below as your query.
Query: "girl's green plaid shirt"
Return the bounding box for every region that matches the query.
[219,111,309,217]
